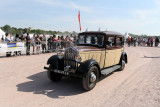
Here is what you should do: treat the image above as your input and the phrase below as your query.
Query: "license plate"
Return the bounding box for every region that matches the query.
[54,70,69,75]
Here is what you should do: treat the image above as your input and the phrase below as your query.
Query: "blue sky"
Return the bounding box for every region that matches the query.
[0,0,160,35]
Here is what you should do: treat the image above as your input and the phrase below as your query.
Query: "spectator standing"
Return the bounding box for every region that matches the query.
[138,38,141,46]
[131,37,133,46]
[61,36,65,49]
[52,35,58,51]
[26,33,31,55]
[128,36,131,47]
[36,34,41,54]
[150,37,153,47]
[74,35,78,46]
[147,37,150,47]
[69,34,74,41]
[10,35,13,42]
[65,35,69,41]
[14,34,20,42]
[155,37,159,47]
[20,35,25,42]
[41,34,47,53]
[1,35,4,42]
[143,38,147,46]
[47,36,52,52]
[5,33,12,57]
[57,36,61,50]
[53,35,58,41]
[65,35,70,48]
[5,33,11,42]
[31,34,36,54]
[145,38,148,46]
[133,37,136,47]
[14,34,21,56]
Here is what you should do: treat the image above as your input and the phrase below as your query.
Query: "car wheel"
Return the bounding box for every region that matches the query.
[118,60,125,71]
[47,65,62,82]
[82,66,99,91]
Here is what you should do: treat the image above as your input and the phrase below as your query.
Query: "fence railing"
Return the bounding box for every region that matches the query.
[0,41,77,57]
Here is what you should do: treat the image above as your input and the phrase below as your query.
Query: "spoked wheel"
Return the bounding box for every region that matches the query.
[82,66,99,91]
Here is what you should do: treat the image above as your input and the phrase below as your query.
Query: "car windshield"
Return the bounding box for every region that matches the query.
[78,34,104,47]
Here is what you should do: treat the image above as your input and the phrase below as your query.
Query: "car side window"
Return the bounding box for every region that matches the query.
[79,35,85,44]
[116,37,122,46]
[107,37,115,47]
[97,35,104,46]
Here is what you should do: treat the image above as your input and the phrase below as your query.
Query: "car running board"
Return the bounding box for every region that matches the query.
[101,65,121,76]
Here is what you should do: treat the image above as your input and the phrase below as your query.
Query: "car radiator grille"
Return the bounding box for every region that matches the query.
[64,47,78,69]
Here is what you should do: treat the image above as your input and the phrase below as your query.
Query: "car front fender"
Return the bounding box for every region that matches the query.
[47,55,64,70]
[120,51,128,64]
[77,59,101,76]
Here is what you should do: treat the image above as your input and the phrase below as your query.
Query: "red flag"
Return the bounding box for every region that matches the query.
[78,11,81,31]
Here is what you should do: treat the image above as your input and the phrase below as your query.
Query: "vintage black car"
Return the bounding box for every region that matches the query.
[44,31,128,91]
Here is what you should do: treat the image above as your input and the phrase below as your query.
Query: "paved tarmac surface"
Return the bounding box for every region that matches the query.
[0,46,160,107]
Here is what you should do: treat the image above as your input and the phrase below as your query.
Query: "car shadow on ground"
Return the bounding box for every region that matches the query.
[142,56,160,58]
[16,71,114,99]
[16,71,86,99]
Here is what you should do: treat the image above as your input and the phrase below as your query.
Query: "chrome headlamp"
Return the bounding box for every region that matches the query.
[75,55,82,62]
[57,51,64,59]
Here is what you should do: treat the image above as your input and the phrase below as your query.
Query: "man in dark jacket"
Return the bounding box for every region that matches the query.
[155,37,159,47]
[26,33,31,55]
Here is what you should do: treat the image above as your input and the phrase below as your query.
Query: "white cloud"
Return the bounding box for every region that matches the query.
[33,0,94,13]
[69,2,93,13]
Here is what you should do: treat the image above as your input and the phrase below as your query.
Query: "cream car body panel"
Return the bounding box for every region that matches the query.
[115,48,123,64]
[104,49,115,67]
[79,50,105,69]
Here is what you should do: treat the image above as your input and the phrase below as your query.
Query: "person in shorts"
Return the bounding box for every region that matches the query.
[41,34,47,53]
[36,34,41,54]
[31,34,36,54]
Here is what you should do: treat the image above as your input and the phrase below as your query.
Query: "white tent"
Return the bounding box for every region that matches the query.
[0,29,5,39]
[124,32,130,40]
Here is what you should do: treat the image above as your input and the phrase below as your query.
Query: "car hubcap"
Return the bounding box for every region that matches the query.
[90,72,96,83]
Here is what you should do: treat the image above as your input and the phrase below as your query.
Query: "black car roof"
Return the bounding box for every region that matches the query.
[79,31,123,36]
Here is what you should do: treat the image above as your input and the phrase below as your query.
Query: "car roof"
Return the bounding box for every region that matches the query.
[79,31,123,37]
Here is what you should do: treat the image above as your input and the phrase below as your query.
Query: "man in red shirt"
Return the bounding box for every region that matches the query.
[128,36,131,47]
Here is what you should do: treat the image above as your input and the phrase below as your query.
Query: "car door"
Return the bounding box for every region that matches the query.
[104,36,116,68]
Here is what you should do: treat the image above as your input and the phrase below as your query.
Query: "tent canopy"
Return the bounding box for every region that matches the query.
[124,32,130,39]
[0,29,5,39]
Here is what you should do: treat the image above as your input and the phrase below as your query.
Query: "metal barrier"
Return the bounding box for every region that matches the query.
[47,41,76,53]
[0,41,77,57]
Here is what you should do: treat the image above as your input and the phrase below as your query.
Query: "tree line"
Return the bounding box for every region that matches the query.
[0,24,78,36]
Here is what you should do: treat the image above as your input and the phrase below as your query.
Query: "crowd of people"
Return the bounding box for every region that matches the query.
[1,33,160,57]
[0,33,78,56]
[127,36,160,47]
